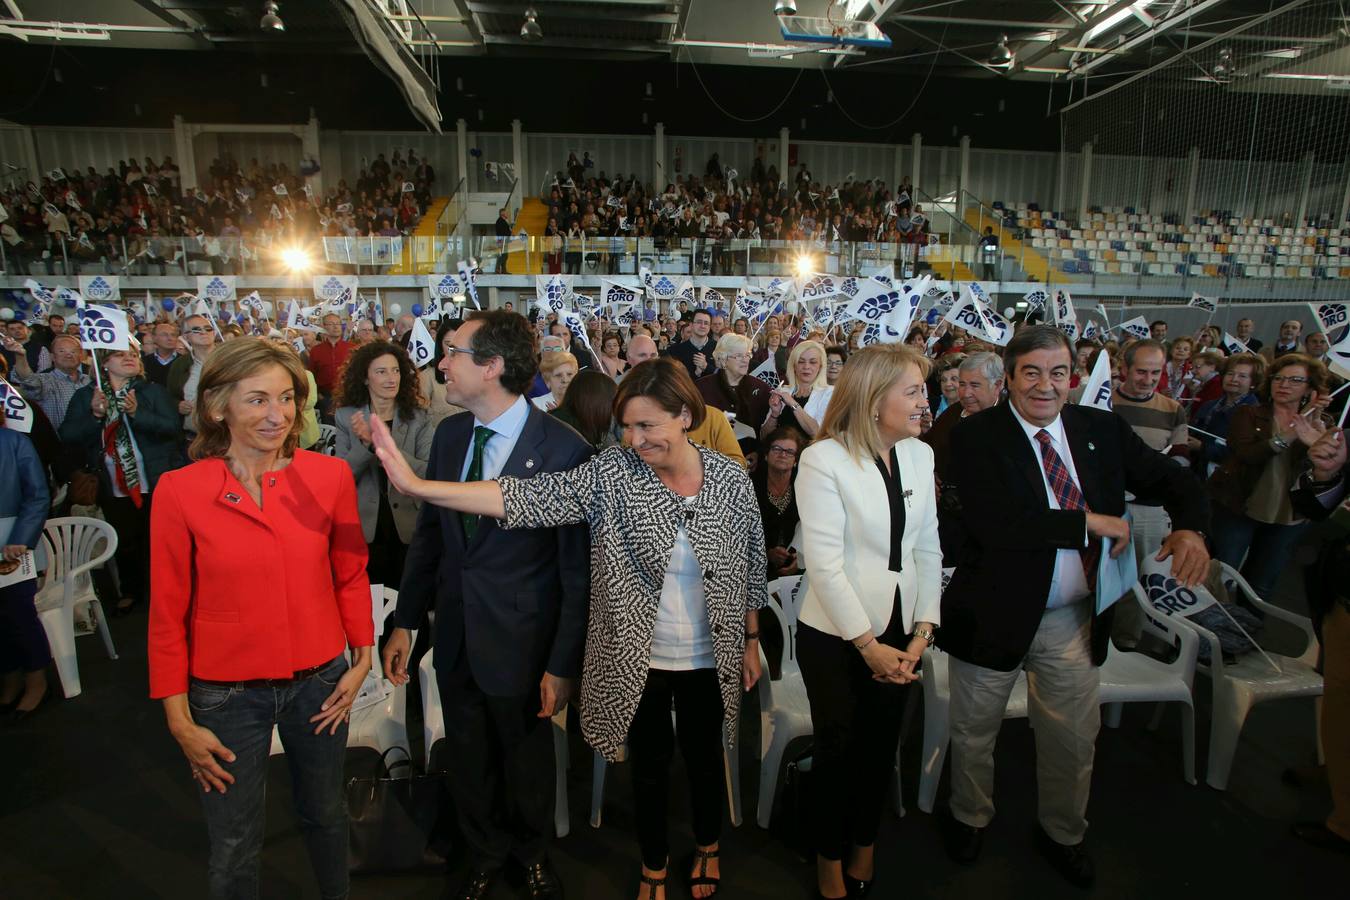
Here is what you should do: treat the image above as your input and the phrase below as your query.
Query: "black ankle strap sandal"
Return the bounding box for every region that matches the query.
[688,848,721,896]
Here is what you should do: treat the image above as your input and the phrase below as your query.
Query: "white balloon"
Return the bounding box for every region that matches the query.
[388,303,403,316]
[0,307,14,321]
[1003,306,1015,318]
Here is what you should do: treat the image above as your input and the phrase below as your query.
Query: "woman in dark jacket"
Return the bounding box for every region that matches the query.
[753,426,802,581]
[697,333,772,432]
[59,348,180,615]
[0,415,51,718]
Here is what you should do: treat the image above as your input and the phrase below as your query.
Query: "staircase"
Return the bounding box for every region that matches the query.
[504,197,548,275]
[962,205,1062,283]
[387,196,450,275]
[924,243,981,283]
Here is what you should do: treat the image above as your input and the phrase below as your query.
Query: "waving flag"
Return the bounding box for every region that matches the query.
[78,302,131,351]
[457,259,480,309]
[0,375,34,434]
[535,274,574,313]
[1325,326,1350,381]
[1189,292,1218,314]
[1051,289,1079,341]
[408,317,436,369]
[1309,301,1349,337]
[1078,347,1115,412]
[1221,332,1251,356]
[750,355,783,390]
[1119,316,1151,341]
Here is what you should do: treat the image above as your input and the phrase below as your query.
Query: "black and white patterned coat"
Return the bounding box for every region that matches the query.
[499,442,769,762]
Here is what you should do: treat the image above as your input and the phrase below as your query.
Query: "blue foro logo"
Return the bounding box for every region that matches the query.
[205,277,231,300]
[1143,573,1204,614]
[86,276,113,300]
[1321,303,1348,328]
[80,308,119,345]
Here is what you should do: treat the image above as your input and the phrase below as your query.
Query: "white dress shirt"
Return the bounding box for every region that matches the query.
[460,394,529,482]
[1008,403,1091,609]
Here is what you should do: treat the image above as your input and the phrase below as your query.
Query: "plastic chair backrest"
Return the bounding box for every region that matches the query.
[1127,583,1199,684]
[368,586,412,681]
[41,517,118,597]
[765,575,804,670]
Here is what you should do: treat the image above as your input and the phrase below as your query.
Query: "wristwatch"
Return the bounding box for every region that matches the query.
[913,626,936,647]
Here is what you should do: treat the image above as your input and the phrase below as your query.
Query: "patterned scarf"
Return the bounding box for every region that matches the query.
[102,379,142,507]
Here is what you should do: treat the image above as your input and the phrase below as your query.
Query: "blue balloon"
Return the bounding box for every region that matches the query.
[162,297,177,311]
[14,297,28,310]
[65,294,78,308]
[411,303,424,317]
[236,312,248,324]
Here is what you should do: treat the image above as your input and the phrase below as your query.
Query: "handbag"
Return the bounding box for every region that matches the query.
[346,747,451,874]
[68,469,99,507]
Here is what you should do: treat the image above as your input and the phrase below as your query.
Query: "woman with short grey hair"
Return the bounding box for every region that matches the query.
[697,333,772,432]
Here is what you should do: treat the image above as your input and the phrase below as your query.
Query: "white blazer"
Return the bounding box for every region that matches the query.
[795,435,942,641]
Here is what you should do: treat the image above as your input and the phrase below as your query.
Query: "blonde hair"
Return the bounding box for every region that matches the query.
[817,344,932,462]
[190,338,310,461]
[539,350,578,377]
[785,340,829,392]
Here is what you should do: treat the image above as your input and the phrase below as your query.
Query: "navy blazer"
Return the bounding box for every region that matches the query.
[940,401,1209,671]
[0,428,50,549]
[394,403,593,697]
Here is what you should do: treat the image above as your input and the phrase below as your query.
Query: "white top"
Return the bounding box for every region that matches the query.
[1007,402,1091,609]
[531,393,558,412]
[801,384,834,427]
[649,509,715,671]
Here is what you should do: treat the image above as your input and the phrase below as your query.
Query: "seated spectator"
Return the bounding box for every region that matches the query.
[1179,349,1224,410]
[534,350,578,412]
[932,354,964,416]
[754,427,803,580]
[764,339,833,439]
[1158,336,1194,400]
[697,334,771,432]
[596,331,628,381]
[824,345,847,386]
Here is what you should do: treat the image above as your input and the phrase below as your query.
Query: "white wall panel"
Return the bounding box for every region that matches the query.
[966,148,1057,207]
[664,135,762,185]
[468,133,514,191]
[33,127,175,177]
[0,125,34,183]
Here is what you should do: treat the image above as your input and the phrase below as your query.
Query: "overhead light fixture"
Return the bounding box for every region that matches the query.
[989,33,1013,67]
[260,1,285,32]
[774,0,798,15]
[520,6,542,41]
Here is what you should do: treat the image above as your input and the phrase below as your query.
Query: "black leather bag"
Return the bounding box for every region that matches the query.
[347,747,450,874]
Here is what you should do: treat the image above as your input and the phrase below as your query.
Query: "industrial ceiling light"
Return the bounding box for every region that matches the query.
[260,1,285,32]
[989,33,1013,67]
[521,6,542,41]
[775,0,798,15]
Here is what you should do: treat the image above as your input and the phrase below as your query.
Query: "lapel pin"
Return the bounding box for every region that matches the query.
[1087,442,1096,451]
[224,492,241,504]
[525,459,535,469]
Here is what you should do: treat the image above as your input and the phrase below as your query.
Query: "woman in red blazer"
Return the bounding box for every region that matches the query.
[148,338,374,900]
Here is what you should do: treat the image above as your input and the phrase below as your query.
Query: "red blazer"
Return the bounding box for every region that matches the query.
[148,450,374,698]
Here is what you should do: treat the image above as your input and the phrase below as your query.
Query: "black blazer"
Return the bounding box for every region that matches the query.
[394,403,594,697]
[940,402,1209,671]
[58,378,182,495]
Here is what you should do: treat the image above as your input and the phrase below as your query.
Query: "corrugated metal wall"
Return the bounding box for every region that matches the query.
[966,148,1058,208]
[791,139,897,187]
[527,133,654,194]
[32,127,176,177]
[664,135,761,184]
[0,125,34,183]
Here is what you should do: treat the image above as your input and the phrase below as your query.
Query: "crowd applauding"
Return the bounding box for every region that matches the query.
[1,292,1347,900]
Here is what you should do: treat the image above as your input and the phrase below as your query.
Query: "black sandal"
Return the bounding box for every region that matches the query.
[686,847,720,897]
[637,869,667,900]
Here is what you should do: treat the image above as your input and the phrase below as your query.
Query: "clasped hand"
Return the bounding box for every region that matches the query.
[859,639,922,684]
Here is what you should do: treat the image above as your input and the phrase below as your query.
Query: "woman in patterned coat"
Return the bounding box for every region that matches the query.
[368,356,766,900]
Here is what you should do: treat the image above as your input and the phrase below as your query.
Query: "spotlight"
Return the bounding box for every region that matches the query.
[521,7,542,41]
[989,34,1013,67]
[280,246,311,271]
[775,0,798,15]
[794,255,814,278]
[260,1,285,32]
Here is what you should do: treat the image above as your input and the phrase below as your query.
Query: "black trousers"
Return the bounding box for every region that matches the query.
[627,667,725,870]
[796,602,914,862]
[101,491,152,604]
[438,653,555,870]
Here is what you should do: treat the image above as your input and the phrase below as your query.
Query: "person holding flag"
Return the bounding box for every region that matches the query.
[59,347,179,616]
[332,340,432,587]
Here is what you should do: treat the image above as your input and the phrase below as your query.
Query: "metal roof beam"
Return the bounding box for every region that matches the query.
[1009,0,1141,74]
[466,1,677,23]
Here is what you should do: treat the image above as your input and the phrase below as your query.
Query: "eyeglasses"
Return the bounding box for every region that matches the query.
[442,344,480,360]
[768,446,798,458]
[1270,375,1309,385]
[183,327,213,335]
[826,359,844,367]
[724,353,750,361]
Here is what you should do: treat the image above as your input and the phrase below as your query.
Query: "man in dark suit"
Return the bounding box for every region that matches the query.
[382,310,591,900]
[940,325,1210,887]
[665,308,719,381]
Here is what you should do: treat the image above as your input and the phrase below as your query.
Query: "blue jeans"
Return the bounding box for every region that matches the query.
[1209,504,1309,601]
[189,654,350,900]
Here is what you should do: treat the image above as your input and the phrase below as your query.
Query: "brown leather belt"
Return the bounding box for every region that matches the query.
[195,663,328,689]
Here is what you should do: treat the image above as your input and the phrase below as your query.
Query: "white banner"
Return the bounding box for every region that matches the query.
[0,375,34,433]
[1078,347,1114,411]
[427,273,465,299]
[750,354,783,390]
[196,274,237,303]
[1309,301,1349,338]
[407,317,436,369]
[1221,332,1251,356]
[943,286,1011,346]
[1051,288,1078,341]
[312,274,359,301]
[78,302,131,351]
[77,274,119,305]
[1326,326,1350,382]
[285,300,323,333]
[536,274,574,313]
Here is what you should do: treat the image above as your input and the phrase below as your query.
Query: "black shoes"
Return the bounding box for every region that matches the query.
[844,875,873,897]
[524,860,564,900]
[1034,825,1095,889]
[943,815,985,865]
[451,869,495,900]
[1290,822,1350,856]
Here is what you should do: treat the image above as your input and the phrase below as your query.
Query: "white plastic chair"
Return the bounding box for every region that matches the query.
[755,575,812,828]
[420,648,573,838]
[34,517,119,698]
[905,647,1030,816]
[1097,584,1200,785]
[1173,563,1322,790]
[270,587,414,760]
[317,423,338,456]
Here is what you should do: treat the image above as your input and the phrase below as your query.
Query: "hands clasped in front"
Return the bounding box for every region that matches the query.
[857,637,923,685]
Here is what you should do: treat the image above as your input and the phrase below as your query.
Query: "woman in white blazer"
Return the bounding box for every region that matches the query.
[794,343,942,900]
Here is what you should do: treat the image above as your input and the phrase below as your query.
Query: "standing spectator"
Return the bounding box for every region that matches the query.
[1190,353,1264,476]
[596,332,628,381]
[795,344,941,899]
[10,333,90,430]
[1260,319,1303,363]
[764,340,834,439]
[1235,317,1262,353]
[148,338,374,900]
[977,227,1000,281]
[333,341,434,587]
[667,309,719,381]
[307,314,353,417]
[380,311,591,900]
[697,334,771,432]
[60,349,179,616]
[0,417,51,719]
[167,314,217,445]
[550,370,619,451]
[549,321,596,372]
[494,207,513,273]
[1208,353,1331,601]
[373,356,764,900]
[1157,336,1194,400]
[142,321,181,387]
[824,345,847,386]
[1179,349,1224,411]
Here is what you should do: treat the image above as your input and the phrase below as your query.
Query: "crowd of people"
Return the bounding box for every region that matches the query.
[0,291,1346,900]
[0,148,432,277]
[536,152,931,276]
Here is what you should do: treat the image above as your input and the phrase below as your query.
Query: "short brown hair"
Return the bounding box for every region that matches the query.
[1222,352,1265,392]
[613,356,706,430]
[190,337,310,460]
[1263,352,1328,401]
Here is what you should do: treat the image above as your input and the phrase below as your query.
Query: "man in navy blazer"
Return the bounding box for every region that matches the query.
[940,325,1209,888]
[384,310,591,900]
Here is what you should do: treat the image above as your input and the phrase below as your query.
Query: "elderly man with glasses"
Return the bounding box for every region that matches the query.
[167,314,219,443]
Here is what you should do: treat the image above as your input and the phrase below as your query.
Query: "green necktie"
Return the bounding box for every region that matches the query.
[461,425,493,541]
